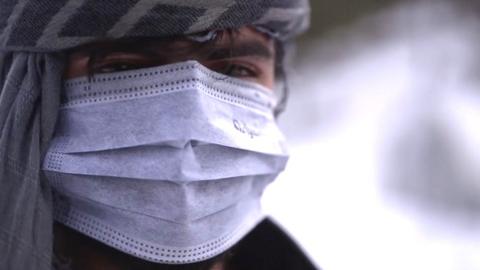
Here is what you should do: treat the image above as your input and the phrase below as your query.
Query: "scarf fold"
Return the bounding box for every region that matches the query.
[0,52,64,270]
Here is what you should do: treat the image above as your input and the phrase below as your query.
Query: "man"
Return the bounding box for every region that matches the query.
[0,1,314,269]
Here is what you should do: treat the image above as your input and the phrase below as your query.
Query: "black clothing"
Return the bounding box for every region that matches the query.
[228,218,319,270]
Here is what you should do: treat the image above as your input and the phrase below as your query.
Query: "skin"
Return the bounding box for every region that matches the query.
[56,27,276,270]
[65,27,276,89]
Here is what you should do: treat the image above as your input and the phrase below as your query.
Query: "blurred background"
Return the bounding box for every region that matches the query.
[262,0,480,269]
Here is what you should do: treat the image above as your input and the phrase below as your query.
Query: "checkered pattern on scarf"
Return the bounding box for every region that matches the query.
[0,0,310,52]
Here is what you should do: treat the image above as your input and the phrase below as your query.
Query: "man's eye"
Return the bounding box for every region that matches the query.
[93,62,141,74]
[222,63,259,78]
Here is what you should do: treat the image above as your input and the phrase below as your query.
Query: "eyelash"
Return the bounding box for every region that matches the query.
[218,62,259,78]
[92,61,143,74]
[92,59,261,79]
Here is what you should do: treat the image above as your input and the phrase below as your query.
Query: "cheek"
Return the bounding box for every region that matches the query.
[65,55,90,79]
[259,62,275,90]
[259,75,274,90]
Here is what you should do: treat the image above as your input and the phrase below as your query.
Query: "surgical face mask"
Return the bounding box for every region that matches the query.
[42,61,289,264]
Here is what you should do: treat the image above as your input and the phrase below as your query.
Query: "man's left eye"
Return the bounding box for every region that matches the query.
[223,64,257,78]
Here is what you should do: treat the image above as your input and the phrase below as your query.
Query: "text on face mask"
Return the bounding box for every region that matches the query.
[233,119,261,139]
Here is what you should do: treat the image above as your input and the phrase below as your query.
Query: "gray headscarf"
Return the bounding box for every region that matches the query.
[0,1,310,269]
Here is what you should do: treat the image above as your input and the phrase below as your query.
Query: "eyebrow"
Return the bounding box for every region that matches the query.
[89,46,160,60]
[206,41,274,61]
[80,39,274,64]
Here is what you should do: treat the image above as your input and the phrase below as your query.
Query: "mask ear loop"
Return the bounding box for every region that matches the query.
[274,71,289,117]
[255,26,288,116]
[273,39,290,117]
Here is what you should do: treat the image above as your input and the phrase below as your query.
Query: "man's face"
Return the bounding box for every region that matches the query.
[64,27,276,89]
[55,26,277,270]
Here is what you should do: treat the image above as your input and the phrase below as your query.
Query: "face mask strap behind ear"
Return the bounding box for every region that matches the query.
[274,72,289,117]
[274,40,290,117]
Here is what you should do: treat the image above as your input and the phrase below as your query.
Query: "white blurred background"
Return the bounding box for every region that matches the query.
[262,0,480,269]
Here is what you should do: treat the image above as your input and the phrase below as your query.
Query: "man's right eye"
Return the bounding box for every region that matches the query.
[93,62,143,74]
[89,52,157,74]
